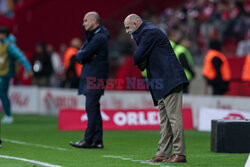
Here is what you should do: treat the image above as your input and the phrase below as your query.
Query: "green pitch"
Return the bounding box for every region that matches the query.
[0,114,248,167]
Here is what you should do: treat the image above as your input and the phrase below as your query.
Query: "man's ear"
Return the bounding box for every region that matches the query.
[134,22,137,28]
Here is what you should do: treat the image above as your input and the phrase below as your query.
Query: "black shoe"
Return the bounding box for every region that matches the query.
[90,143,104,149]
[69,140,92,149]
[0,140,2,148]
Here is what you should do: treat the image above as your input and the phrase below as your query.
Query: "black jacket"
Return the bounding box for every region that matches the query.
[76,25,109,95]
[132,22,188,105]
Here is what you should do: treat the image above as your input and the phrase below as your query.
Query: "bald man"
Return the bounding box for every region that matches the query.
[69,11,109,149]
[124,14,188,163]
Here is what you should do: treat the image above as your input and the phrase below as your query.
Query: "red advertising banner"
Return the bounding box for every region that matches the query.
[58,108,194,130]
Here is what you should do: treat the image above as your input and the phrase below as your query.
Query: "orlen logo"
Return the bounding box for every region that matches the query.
[113,111,160,126]
[223,113,245,120]
[81,111,110,122]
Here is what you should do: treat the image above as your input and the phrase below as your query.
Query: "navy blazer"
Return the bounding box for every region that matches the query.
[132,22,189,105]
[76,25,109,95]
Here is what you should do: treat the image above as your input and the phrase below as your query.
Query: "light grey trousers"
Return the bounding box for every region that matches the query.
[156,85,186,158]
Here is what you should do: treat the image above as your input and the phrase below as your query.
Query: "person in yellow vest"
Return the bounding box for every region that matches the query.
[174,37,195,93]
[0,26,33,124]
[203,40,231,95]
[142,38,195,92]
[170,40,176,49]
[142,38,195,78]
[242,53,250,81]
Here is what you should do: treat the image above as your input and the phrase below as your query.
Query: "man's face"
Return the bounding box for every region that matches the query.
[124,20,137,35]
[83,14,94,31]
[0,33,7,41]
[182,39,191,49]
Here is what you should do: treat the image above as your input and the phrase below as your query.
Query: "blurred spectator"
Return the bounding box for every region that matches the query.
[109,30,135,78]
[59,43,67,57]
[115,54,144,90]
[236,30,250,57]
[13,0,23,4]
[242,53,250,81]
[0,0,14,18]
[203,40,231,95]
[109,29,148,90]
[174,37,195,93]
[63,38,82,88]
[223,1,248,41]
[32,42,53,87]
[46,44,64,87]
[151,0,250,64]
[109,30,134,59]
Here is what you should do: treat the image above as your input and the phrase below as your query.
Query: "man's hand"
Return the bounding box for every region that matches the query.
[138,59,147,71]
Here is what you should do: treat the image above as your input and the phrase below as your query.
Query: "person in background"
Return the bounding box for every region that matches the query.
[0,0,14,18]
[141,34,177,79]
[69,11,109,149]
[142,35,195,93]
[59,43,67,57]
[0,26,32,124]
[242,53,250,82]
[46,44,64,87]
[236,32,250,57]
[32,42,53,87]
[174,37,195,93]
[63,38,82,88]
[124,14,188,163]
[203,40,231,95]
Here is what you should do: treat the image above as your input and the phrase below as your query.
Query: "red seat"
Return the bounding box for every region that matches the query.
[223,38,238,58]
[225,57,250,96]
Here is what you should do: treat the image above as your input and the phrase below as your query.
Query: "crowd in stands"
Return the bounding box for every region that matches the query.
[165,0,249,59]
[1,0,250,95]
[110,0,250,94]
[112,0,249,64]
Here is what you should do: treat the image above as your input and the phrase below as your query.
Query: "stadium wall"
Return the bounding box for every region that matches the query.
[10,0,185,52]
[1,86,250,128]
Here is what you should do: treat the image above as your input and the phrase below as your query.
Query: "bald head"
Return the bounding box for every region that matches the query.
[124,14,142,24]
[83,11,100,31]
[124,14,143,35]
[71,37,82,49]
[86,12,100,24]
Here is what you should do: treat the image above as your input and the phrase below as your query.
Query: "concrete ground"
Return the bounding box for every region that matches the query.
[189,66,212,95]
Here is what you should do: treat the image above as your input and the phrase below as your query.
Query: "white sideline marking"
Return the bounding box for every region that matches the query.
[3,138,68,151]
[192,154,228,157]
[245,154,250,167]
[0,155,62,167]
[102,155,172,167]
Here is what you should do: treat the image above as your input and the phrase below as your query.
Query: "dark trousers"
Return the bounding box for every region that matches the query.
[84,94,103,144]
[211,82,229,95]
[0,77,11,116]
[183,85,189,94]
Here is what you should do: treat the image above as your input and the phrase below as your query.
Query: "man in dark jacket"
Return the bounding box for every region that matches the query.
[69,11,109,149]
[124,14,189,163]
